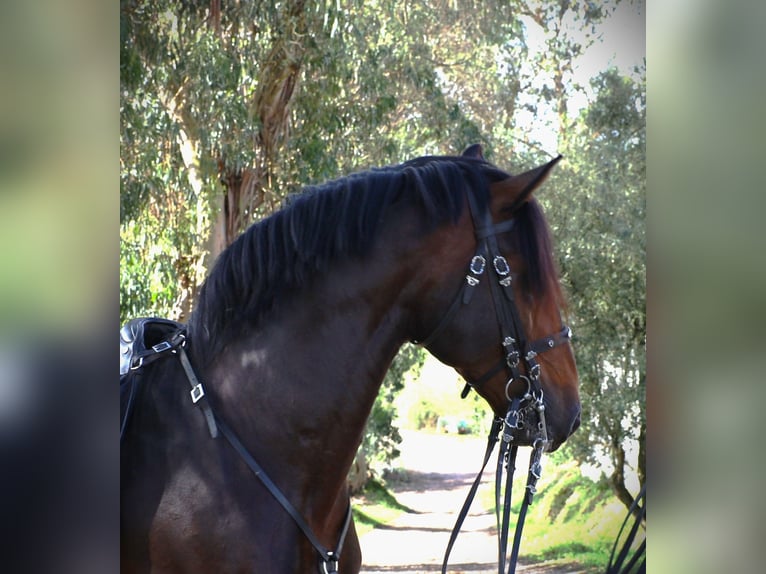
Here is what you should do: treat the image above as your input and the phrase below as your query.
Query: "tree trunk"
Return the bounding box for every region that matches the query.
[347,450,369,495]
[216,0,309,253]
[609,441,644,523]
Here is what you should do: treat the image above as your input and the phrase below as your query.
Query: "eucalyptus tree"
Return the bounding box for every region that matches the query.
[121,0,327,321]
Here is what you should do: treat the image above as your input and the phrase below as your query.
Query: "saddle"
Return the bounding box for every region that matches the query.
[120,317,186,377]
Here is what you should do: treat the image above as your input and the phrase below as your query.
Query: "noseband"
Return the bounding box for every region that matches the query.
[413,187,571,574]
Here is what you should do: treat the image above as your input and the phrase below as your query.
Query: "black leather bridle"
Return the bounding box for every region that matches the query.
[412,184,572,574]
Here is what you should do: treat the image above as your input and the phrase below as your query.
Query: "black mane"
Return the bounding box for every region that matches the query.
[188,156,508,363]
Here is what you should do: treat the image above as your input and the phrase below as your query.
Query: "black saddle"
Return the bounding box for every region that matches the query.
[120,317,186,377]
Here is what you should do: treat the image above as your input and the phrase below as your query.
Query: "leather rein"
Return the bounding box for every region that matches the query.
[413,187,571,574]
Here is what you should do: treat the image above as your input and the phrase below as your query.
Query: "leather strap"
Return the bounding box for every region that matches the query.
[442,400,546,574]
[441,417,503,573]
[216,417,352,570]
[606,483,646,574]
[494,402,521,573]
[503,441,544,573]
[120,324,187,441]
[177,345,219,439]
[496,437,518,574]
[526,325,572,357]
[413,279,473,348]
[124,327,186,372]
[463,325,571,397]
[120,321,350,572]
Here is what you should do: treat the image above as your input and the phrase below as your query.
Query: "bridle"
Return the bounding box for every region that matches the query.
[413,183,572,574]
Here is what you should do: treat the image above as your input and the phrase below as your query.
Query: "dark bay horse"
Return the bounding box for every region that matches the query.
[121,145,580,573]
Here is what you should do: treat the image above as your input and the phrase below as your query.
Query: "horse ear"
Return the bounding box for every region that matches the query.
[491,155,562,212]
[461,143,484,159]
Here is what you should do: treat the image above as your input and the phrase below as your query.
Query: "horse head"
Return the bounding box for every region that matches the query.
[409,145,580,452]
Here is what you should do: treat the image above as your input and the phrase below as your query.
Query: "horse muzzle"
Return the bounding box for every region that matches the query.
[545,405,581,452]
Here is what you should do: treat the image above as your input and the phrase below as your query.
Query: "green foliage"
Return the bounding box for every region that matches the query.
[357,477,413,512]
[474,458,639,571]
[350,477,412,538]
[545,67,646,490]
[355,452,642,570]
[396,355,494,435]
[360,344,425,473]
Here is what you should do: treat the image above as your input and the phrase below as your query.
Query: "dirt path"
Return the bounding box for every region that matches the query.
[357,430,586,574]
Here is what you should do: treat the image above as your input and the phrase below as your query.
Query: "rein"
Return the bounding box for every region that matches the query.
[120,331,351,574]
[414,186,571,574]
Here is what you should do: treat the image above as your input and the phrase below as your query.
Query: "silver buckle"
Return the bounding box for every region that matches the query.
[469,255,486,275]
[190,384,205,403]
[321,553,339,574]
[493,255,510,276]
[152,341,172,353]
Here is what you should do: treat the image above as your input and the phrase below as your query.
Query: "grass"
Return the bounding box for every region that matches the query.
[350,478,412,537]
[474,456,643,572]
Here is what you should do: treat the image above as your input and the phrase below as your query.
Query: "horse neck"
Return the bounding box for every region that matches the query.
[207,232,423,516]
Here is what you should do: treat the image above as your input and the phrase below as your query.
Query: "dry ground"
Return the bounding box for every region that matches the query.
[356,430,587,574]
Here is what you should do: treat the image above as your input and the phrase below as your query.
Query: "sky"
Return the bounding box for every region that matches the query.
[519,0,646,153]
[575,0,646,82]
